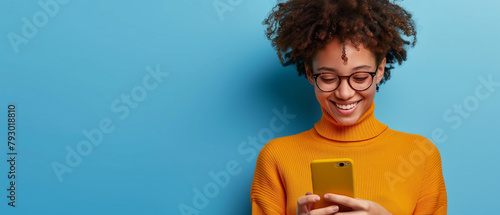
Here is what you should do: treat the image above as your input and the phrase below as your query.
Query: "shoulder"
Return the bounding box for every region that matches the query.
[263,129,311,149]
[387,128,442,158]
[387,128,425,139]
[257,129,312,158]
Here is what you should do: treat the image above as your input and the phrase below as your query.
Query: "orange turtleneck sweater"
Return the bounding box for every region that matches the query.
[250,102,447,215]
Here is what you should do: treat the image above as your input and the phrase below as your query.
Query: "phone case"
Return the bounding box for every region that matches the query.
[310,158,355,211]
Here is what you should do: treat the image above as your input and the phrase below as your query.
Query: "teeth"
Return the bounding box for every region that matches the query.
[336,102,358,110]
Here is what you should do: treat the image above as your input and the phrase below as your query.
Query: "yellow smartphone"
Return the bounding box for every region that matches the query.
[310,158,355,212]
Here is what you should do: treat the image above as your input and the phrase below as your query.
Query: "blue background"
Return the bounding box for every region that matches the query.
[1,0,499,214]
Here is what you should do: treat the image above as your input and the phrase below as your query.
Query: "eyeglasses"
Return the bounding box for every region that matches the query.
[312,69,378,92]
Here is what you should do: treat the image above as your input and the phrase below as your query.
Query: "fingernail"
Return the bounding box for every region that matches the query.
[332,205,339,211]
[324,194,329,199]
[314,196,320,201]
[305,192,312,195]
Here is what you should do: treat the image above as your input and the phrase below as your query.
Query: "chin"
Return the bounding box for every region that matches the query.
[334,116,359,125]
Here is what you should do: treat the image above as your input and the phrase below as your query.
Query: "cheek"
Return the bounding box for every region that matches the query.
[359,87,376,100]
[314,88,331,102]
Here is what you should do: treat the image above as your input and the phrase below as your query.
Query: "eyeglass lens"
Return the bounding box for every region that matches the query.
[316,72,374,91]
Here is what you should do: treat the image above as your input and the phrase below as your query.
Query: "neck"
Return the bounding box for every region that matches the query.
[314,102,388,142]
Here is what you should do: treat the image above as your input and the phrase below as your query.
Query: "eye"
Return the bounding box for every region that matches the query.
[319,74,338,83]
[353,77,368,82]
[351,73,371,83]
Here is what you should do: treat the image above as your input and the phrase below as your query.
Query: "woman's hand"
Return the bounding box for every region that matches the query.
[297,192,340,215]
[297,192,391,215]
[323,193,392,215]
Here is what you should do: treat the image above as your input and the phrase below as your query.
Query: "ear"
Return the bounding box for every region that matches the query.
[375,58,386,84]
[305,62,315,85]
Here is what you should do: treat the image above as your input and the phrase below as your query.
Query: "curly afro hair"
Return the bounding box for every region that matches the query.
[263,0,417,90]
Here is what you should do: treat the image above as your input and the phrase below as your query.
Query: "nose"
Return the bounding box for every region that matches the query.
[334,78,356,100]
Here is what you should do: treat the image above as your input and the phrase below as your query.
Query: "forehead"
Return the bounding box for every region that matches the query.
[312,39,376,72]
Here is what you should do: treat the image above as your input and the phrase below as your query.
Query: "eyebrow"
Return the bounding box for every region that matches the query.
[316,65,373,73]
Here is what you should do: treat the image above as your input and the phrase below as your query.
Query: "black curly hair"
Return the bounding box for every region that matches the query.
[263,0,417,90]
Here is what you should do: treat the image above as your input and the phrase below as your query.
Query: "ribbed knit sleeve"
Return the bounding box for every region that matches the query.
[413,139,447,215]
[251,141,286,215]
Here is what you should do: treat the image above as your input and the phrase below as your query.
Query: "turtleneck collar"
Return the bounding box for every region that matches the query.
[313,102,388,142]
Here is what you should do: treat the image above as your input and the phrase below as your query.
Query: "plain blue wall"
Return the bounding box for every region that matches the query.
[1,0,499,214]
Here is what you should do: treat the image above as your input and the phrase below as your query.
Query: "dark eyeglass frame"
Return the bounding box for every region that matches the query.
[312,68,378,92]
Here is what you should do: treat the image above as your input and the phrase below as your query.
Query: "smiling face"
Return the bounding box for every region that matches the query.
[306,38,386,125]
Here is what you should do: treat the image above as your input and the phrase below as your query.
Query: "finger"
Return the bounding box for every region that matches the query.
[309,205,340,215]
[297,194,320,206]
[324,194,359,209]
[332,211,361,215]
[297,193,320,213]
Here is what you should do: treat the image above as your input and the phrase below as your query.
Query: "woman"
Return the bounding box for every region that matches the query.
[251,0,447,214]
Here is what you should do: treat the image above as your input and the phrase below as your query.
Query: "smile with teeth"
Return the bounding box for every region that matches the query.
[335,101,360,110]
